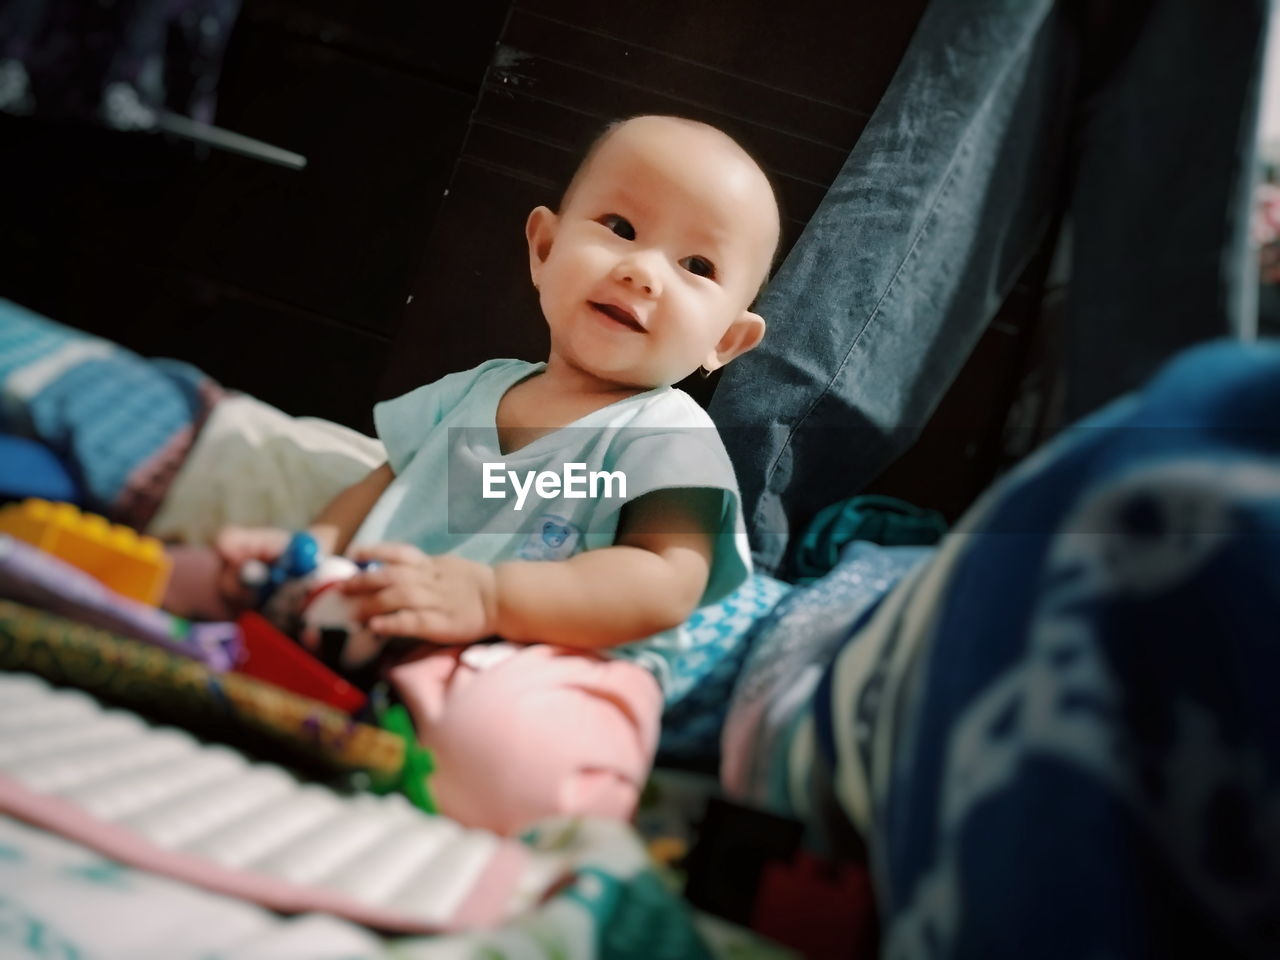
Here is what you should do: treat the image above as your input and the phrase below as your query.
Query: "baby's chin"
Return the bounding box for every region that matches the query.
[567,357,670,390]
[605,366,689,391]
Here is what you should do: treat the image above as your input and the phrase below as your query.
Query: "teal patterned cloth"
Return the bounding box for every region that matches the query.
[658,573,791,765]
[791,494,946,583]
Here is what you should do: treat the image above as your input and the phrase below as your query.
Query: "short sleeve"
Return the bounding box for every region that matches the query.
[373,360,514,474]
[608,428,751,607]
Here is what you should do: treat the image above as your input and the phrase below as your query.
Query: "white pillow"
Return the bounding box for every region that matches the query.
[147,394,385,545]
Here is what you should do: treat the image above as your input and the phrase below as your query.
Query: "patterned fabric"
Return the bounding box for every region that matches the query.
[0,300,223,530]
[790,494,946,583]
[0,794,796,959]
[0,600,404,784]
[734,341,1280,959]
[720,543,930,826]
[657,573,791,765]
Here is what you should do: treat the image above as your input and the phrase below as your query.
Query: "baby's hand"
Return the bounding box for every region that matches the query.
[342,543,498,645]
[213,526,294,610]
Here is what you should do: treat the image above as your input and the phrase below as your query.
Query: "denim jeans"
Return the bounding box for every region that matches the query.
[710,0,1271,575]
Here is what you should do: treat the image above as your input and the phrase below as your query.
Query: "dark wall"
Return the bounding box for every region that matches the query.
[0,0,508,429]
[0,1,1058,522]
[0,0,933,430]
[380,0,932,403]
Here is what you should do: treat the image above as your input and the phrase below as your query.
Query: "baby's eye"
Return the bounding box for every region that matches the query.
[680,256,716,280]
[598,214,636,241]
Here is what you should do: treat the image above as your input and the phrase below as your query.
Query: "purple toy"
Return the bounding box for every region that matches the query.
[0,534,239,670]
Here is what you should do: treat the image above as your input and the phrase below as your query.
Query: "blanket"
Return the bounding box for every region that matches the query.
[0,300,222,530]
[0,803,793,960]
[725,340,1280,959]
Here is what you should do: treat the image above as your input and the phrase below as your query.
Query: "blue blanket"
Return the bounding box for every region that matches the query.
[0,300,222,528]
[726,340,1280,959]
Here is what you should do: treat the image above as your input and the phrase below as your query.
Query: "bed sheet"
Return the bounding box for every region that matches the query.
[0,803,793,960]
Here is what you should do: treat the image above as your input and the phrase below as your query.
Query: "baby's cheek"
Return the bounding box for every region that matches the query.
[576,249,613,278]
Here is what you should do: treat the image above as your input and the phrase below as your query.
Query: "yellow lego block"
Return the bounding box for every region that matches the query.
[0,499,172,606]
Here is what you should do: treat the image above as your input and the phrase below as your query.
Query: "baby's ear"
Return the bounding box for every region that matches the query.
[525,206,558,287]
[702,310,766,373]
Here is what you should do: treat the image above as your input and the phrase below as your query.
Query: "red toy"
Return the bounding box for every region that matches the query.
[234,611,367,714]
[752,851,878,960]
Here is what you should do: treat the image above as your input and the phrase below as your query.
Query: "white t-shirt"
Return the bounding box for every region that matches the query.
[352,358,752,688]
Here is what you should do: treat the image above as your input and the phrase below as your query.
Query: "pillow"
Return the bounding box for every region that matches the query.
[146,394,385,546]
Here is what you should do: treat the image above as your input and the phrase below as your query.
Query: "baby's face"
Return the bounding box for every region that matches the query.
[529,118,779,390]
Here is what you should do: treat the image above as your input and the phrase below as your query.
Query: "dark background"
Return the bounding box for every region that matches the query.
[0,0,1064,523]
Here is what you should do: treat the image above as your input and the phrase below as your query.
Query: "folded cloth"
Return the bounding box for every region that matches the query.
[791,495,946,583]
[0,599,404,785]
[720,541,931,831]
[0,673,558,937]
[0,758,761,957]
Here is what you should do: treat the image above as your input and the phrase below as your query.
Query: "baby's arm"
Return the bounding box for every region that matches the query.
[343,488,718,649]
[213,463,394,606]
[496,487,717,647]
[307,463,395,555]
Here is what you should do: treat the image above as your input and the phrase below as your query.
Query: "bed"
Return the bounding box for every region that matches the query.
[4,298,1278,960]
[0,298,802,959]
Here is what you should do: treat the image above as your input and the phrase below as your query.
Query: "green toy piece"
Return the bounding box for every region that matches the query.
[372,702,438,814]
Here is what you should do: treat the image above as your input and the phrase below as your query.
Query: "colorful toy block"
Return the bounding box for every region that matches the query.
[0,499,171,606]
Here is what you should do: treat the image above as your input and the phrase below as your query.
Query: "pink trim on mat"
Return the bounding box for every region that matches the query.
[0,773,535,934]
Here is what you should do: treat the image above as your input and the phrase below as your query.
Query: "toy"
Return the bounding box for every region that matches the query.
[234,611,367,713]
[0,534,238,670]
[387,642,661,835]
[0,498,171,606]
[241,532,384,675]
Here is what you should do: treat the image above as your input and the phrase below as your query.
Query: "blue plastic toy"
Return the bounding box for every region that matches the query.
[240,531,321,607]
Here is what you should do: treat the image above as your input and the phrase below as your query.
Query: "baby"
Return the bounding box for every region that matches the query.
[216,115,781,833]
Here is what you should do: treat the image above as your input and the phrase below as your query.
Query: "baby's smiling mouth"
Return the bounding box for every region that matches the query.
[589,301,647,333]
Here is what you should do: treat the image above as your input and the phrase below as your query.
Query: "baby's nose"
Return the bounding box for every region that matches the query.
[616,257,661,296]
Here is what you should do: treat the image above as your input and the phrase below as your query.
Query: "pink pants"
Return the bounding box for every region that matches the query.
[388,643,662,836]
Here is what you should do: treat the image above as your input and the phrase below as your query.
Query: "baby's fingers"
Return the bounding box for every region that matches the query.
[215,527,290,564]
[341,567,392,595]
[354,582,443,623]
[350,542,429,567]
[368,608,450,640]
[213,527,256,563]
[342,562,433,596]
